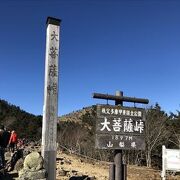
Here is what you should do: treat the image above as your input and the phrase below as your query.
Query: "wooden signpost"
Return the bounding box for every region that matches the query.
[93,91,149,180]
[42,17,61,180]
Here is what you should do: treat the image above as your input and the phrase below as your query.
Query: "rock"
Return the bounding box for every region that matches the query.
[14,158,24,171]
[57,169,67,176]
[29,141,36,147]
[17,151,47,180]
[18,169,47,180]
[23,148,31,157]
[5,151,11,159]
[65,158,71,164]
[60,161,64,165]
[24,152,43,171]
[58,157,64,161]
[72,170,78,175]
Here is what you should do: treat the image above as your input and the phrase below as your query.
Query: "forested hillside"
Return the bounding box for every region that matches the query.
[0,99,42,140]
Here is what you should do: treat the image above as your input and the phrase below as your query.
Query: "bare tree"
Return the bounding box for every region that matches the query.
[145,104,170,167]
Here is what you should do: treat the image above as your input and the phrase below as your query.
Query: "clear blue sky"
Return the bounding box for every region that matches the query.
[0,0,180,116]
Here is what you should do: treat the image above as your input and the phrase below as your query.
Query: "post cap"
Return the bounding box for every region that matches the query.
[46,17,61,26]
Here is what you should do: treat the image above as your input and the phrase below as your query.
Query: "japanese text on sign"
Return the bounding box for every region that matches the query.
[101,107,142,117]
[100,117,144,134]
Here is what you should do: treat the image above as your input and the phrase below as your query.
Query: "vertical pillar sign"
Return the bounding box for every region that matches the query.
[42,17,61,180]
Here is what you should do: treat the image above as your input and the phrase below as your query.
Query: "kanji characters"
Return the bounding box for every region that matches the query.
[124,118,134,132]
[131,142,136,148]
[107,141,113,147]
[51,31,58,41]
[100,117,111,131]
[47,83,57,95]
[49,47,58,59]
[112,118,122,132]
[134,120,144,133]
[49,64,57,77]
[100,107,143,117]
[119,142,125,148]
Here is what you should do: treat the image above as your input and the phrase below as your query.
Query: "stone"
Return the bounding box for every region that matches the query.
[5,151,11,159]
[60,161,64,165]
[65,158,71,164]
[72,169,78,175]
[23,148,31,157]
[23,152,43,171]
[14,158,24,171]
[57,169,67,176]
[18,169,47,180]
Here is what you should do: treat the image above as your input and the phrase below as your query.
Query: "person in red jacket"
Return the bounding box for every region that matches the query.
[8,130,17,153]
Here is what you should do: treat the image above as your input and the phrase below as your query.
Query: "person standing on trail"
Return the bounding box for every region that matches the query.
[8,130,18,153]
[2,127,11,150]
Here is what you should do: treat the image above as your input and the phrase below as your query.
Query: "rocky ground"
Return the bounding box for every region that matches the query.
[56,151,180,180]
[1,148,180,180]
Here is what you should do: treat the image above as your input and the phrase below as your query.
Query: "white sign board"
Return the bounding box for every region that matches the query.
[162,145,180,180]
[166,149,180,171]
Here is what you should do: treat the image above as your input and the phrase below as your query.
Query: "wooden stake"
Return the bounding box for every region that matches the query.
[41,17,61,180]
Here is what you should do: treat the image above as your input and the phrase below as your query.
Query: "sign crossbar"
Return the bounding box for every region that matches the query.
[93,93,149,104]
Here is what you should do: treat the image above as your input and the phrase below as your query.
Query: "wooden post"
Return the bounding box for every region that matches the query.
[109,163,115,180]
[162,145,166,180]
[114,91,123,180]
[123,163,127,180]
[41,17,61,180]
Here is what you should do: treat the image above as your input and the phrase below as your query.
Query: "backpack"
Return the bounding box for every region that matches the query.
[1,131,10,148]
[11,133,17,143]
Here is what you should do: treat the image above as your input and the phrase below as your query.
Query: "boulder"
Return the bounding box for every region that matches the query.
[18,169,47,180]
[23,152,43,171]
[57,169,67,176]
[14,158,24,171]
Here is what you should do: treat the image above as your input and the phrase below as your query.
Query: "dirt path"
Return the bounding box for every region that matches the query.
[56,151,180,180]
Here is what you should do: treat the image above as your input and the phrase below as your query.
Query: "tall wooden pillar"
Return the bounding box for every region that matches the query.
[41,17,61,180]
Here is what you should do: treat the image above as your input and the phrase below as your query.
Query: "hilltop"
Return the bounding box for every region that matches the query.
[59,106,95,122]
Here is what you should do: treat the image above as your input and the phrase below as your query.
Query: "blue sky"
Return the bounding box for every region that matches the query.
[0,0,180,115]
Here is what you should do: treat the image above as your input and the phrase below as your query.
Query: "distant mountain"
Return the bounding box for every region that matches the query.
[58,106,96,123]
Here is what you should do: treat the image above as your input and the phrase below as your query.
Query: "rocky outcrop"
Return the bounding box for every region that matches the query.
[23,152,43,171]
[18,152,47,180]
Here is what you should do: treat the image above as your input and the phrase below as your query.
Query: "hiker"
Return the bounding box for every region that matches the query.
[8,130,18,153]
[3,127,11,150]
[0,125,10,170]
